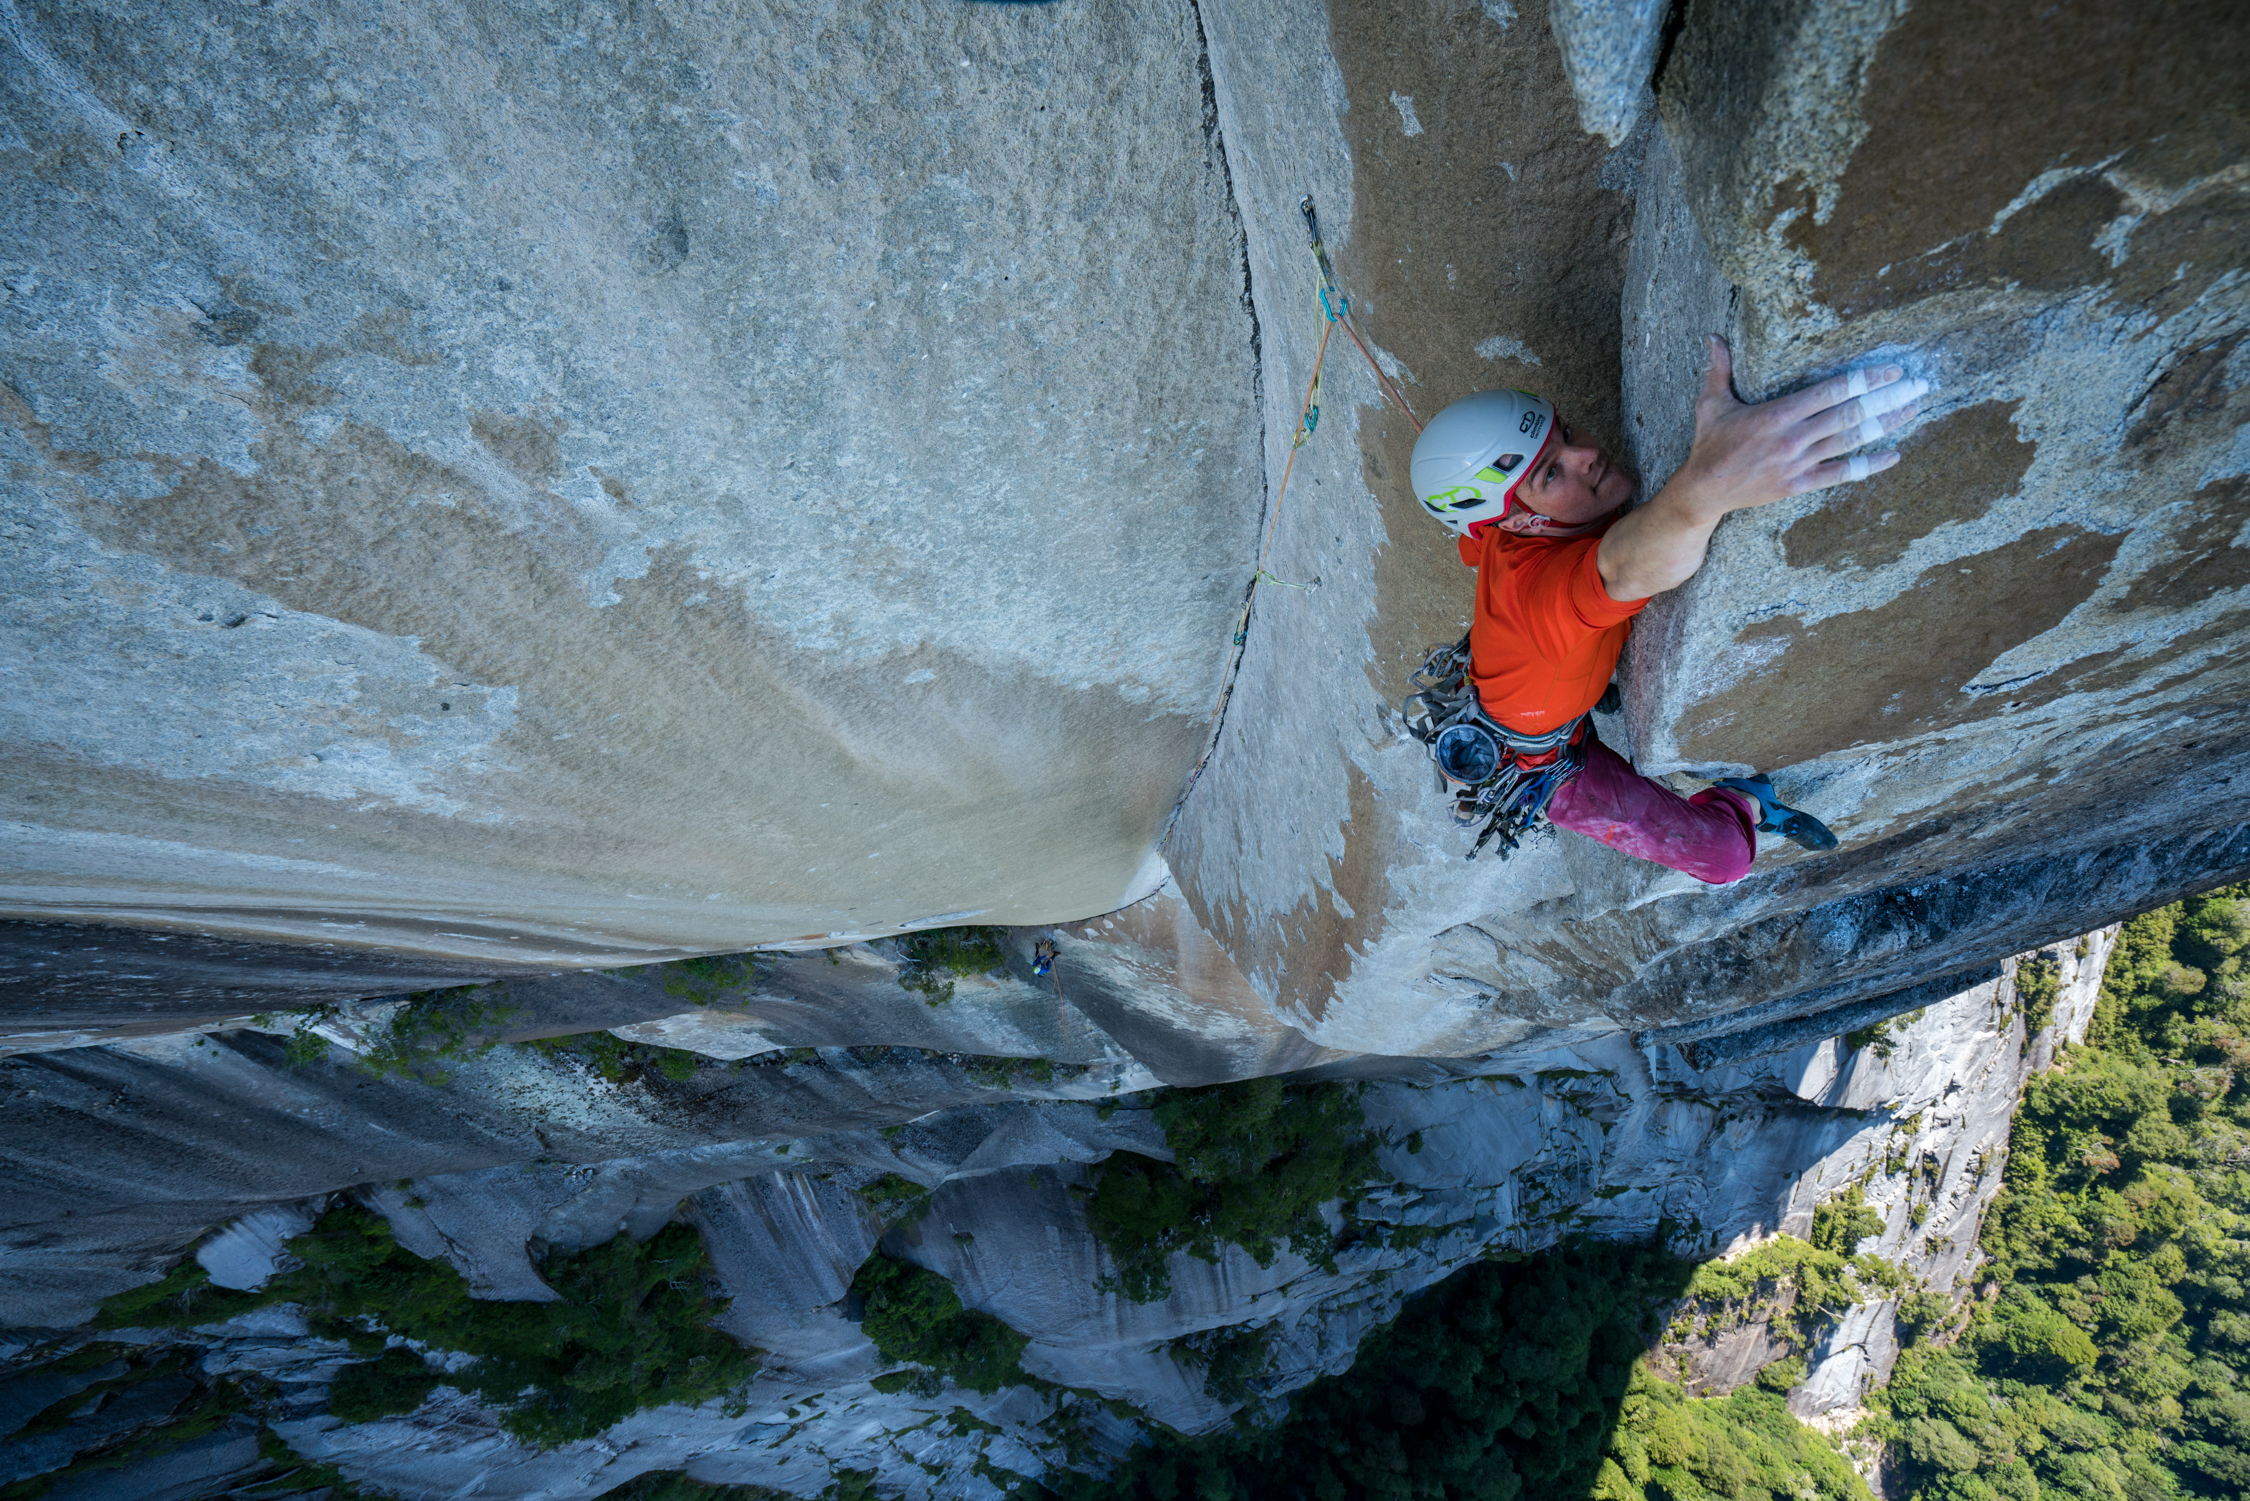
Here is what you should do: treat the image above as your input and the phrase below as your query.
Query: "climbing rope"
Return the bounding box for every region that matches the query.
[1251,200,1426,583]
[1252,311,1335,594]
[1299,195,1424,436]
[1338,315,1422,434]
[1169,195,1431,815]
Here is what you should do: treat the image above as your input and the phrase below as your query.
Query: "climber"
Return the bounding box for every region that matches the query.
[1406,336,1926,881]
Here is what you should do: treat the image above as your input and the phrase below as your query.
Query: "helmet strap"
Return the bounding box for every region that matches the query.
[1484,504,1614,540]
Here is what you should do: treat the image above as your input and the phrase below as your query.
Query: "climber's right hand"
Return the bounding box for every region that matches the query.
[1596,338,1928,601]
[1666,336,1927,519]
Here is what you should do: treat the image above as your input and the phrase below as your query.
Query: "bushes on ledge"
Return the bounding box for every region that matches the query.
[97,1205,753,1446]
[1084,1076,1386,1302]
[527,1030,702,1083]
[359,985,524,1081]
[659,951,758,1005]
[850,1253,1031,1397]
[1672,1234,1900,1355]
[1168,1322,1279,1407]
[896,926,1010,1006]
[1809,1182,1886,1256]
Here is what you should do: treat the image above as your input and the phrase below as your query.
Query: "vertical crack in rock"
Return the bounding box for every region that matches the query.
[1164,0,1270,841]
[1647,0,1693,94]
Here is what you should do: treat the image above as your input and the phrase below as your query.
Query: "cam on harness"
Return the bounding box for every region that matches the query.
[1401,636,1617,860]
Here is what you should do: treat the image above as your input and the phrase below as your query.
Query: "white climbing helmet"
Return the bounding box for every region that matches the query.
[1409,389,1559,536]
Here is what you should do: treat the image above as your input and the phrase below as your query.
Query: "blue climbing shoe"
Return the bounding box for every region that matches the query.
[1715,774,1839,852]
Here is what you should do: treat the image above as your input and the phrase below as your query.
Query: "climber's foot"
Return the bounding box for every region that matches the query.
[1715,775,1839,853]
[1766,803,1840,852]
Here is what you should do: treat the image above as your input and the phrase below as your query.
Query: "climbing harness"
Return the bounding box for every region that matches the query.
[1400,634,1588,860]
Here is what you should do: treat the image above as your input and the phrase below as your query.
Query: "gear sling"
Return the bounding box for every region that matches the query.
[1402,634,1593,860]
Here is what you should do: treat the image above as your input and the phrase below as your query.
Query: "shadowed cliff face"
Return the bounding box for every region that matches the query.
[0,932,2101,1498]
[1,0,1257,963]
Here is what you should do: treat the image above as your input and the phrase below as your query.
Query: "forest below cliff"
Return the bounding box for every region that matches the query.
[1870,883,2250,1501]
[7,883,2243,1501]
[1048,883,2250,1501]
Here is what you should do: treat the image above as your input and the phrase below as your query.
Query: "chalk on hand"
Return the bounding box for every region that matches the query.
[1844,377,1929,445]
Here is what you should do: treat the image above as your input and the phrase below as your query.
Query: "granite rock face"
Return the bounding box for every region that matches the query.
[1168,0,2249,1059]
[1173,0,1645,1052]
[1622,0,2250,854]
[2,0,1258,965]
[1545,0,1667,145]
[0,918,1297,1323]
[4,0,2240,1063]
[1654,929,2116,1421]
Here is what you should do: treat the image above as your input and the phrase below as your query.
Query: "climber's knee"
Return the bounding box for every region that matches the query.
[1682,788,1760,885]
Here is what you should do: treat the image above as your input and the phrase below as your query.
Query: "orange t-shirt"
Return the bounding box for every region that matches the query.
[1455,517,1648,735]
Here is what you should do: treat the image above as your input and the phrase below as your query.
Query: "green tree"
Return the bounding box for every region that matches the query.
[1811,1182,1886,1255]
[850,1253,1032,1397]
[1589,1367,1869,1501]
[1869,881,2250,1500]
[1084,1077,1386,1302]
[98,1205,753,1446]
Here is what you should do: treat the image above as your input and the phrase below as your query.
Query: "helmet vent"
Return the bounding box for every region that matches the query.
[1495,453,1523,471]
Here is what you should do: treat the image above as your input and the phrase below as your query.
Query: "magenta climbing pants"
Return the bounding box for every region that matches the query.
[1545,736,1760,885]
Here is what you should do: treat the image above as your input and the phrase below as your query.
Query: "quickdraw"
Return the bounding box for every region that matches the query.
[1301,196,1421,432]
[1401,634,1587,860]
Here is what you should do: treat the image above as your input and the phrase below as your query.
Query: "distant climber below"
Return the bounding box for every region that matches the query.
[1403,336,1925,880]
